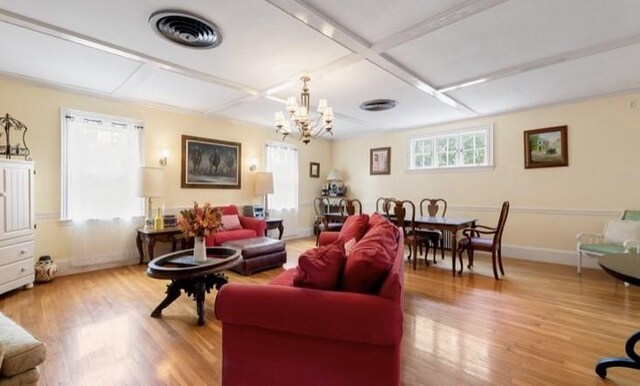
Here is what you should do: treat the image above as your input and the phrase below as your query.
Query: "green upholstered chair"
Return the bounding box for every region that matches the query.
[576,210,640,274]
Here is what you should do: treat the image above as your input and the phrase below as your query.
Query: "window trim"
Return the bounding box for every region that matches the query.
[406,123,494,172]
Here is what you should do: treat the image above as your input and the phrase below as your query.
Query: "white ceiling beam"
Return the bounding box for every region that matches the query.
[371,0,509,53]
[266,0,477,115]
[111,62,158,97]
[436,31,640,93]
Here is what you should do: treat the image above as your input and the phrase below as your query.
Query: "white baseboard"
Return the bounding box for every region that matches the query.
[500,244,600,269]
[56,257,139,277]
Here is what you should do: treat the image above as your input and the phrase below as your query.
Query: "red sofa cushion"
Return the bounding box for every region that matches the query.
[341,221,399,294]
[368,212,389,228]
[212,229,257,245]
[338,214,370,242]
[293,243,346,290]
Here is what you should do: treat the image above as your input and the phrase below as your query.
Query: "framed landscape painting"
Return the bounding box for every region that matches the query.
[181,135,241,189]
[370,147,391,175]
[524,126,568,169]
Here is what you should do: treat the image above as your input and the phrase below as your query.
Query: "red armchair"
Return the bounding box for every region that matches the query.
[215,220,404,386]
[205,205,266,246]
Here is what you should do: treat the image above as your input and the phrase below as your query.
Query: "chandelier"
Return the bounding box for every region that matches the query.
[274,76,334,144]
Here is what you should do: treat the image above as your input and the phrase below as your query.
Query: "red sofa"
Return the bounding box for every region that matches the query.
[215,215,404,386]
[206,205,266,246]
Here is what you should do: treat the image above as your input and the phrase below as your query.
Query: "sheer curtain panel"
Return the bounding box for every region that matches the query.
[61,110,144,266]
[265,142,299,237]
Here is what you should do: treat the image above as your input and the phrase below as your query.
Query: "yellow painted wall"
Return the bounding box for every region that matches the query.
[333,92,640,261]
[0,76,332,265]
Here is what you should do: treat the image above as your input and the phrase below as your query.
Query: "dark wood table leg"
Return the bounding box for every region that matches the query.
[277,223,283,240]
[146,237,156,264]
[151,281,182,317]
[596,330,640,378]
[451,227,458,276]
[151,273,230,326]
[136,232,144,265]
[194,281,206,326]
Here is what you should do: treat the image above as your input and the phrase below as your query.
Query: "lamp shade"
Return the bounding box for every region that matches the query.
[326,169,342,181]
[135,167,164,197]
[255,172,274,195]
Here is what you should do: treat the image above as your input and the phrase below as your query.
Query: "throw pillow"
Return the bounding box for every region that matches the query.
[604,220,640,244]
[338,214,370,242]
[293,243,347,290]
[221,214,242,231]
[344,237,357,256]
[341,221,399,294]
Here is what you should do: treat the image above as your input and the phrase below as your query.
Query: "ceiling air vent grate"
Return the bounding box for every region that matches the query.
[360,99,397,112]
[149,10,222,49]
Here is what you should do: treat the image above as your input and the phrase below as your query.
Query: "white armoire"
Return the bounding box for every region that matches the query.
[0,160,35,295]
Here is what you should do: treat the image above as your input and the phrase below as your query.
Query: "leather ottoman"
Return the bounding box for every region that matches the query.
[222,237,286,275]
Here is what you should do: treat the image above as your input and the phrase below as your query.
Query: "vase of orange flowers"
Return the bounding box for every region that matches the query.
[178,202,223,262]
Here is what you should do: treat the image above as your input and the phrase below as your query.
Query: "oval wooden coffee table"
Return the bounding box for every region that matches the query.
[147,247,241,326]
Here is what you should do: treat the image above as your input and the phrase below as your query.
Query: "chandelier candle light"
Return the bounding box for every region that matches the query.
[274,76,334,144]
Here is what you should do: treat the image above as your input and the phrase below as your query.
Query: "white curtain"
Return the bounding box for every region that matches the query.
[265,142,299,237]
[62,111,144,266]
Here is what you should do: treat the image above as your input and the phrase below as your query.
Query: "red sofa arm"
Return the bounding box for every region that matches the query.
[215,283,402,346]
[239,216,266,236]
[318,231,339,246]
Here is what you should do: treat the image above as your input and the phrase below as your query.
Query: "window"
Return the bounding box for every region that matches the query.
[409,124,493,170]
[61,109,144,221]
[265,142,298,210]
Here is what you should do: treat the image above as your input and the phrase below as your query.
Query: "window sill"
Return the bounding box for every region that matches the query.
[406,164,495,173]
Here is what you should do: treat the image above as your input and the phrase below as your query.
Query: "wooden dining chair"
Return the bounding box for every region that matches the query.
[388,199,427,270]
[458,201,510,280]
[418,198,448,264]
[313,197,343,245]
[339,198,363,216]
[376,197,395,217]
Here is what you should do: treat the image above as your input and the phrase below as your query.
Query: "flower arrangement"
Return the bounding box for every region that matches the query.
[178,202,223,239]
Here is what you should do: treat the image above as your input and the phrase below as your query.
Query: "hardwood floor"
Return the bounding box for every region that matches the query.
[1,237,639,385]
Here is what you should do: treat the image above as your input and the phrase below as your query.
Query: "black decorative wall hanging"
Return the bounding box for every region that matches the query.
[0,113,31,160]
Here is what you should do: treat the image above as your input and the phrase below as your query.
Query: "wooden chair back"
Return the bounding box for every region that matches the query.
[420,198,447,217]
[389,199,416,238]
[339,198,363,216]
[494,201,510,246]
[376,197,396,216]
[313,197,328,216]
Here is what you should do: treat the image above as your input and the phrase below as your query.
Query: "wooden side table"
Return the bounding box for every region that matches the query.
[136,227,186,264]
[265,217,284,240]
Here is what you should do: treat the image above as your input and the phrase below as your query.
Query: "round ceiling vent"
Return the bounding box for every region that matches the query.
[149,10,222,49]
[360,99,398,112]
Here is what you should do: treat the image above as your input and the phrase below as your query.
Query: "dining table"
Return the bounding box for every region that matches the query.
[412,216,477,274]
[387,215,476,274]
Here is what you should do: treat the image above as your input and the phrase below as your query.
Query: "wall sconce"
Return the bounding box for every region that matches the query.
[159,149,169,166]
[249,158,258,172]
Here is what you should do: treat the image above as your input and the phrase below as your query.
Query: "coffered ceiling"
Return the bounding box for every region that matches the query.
[1,0,639,138]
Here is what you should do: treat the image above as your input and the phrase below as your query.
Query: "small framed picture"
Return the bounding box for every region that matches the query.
[370,147,391,175]
[524,126,568,169]
[309,162,320,178]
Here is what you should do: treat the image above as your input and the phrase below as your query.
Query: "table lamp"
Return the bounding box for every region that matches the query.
[255,172,274,217]
[326,169,342,195]
[136,166,164,230]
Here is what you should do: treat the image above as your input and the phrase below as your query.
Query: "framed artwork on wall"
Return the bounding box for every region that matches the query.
[181,135,242,189]
[310,162,320,178]
[524,126,568,169]
[370,147,391,175]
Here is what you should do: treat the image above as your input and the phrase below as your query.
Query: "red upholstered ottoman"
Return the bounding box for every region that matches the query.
[221,237,286,275]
